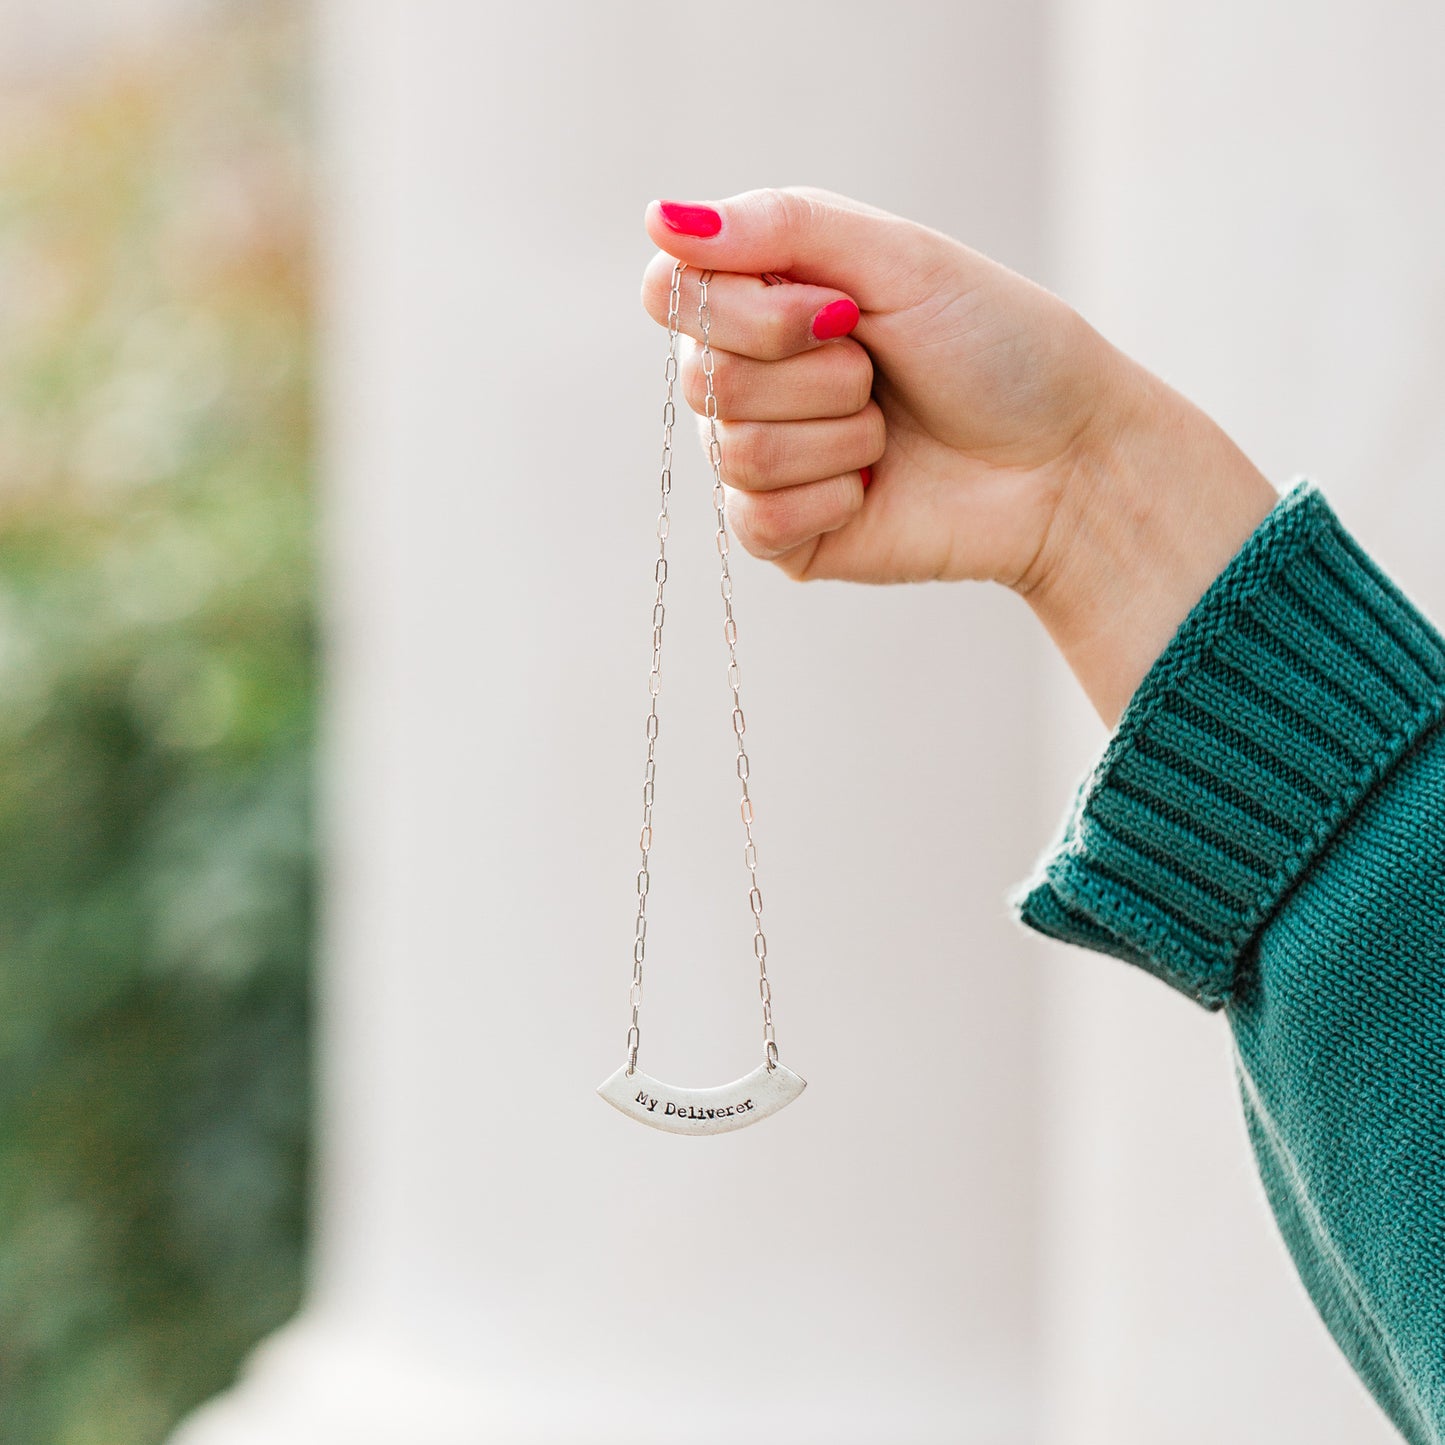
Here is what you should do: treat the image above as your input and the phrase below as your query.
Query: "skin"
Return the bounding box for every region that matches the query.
[641,187,1278,728]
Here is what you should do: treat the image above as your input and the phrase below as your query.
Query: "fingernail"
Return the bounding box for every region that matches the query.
[658,201,722,238]
[811,298,860,341]
[860,465,873,489]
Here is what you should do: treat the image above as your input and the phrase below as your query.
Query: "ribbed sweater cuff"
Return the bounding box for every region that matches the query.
[1011,478,1445,1009]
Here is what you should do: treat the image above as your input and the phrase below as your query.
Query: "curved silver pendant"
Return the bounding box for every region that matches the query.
[596,1062,806,1135]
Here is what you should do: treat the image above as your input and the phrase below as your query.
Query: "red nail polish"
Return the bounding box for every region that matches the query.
[860,465,873,489]
[811,298,860,341]
[658,201,722,238]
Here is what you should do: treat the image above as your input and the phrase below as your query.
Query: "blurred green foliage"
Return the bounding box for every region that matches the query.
[0,9,313,1441]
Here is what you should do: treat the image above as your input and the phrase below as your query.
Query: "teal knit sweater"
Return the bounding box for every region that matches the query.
[1013,480,1445,1442]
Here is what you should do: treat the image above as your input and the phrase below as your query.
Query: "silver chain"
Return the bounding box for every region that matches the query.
[626,261,779,1075]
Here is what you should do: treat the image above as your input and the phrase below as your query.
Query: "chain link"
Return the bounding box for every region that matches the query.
[626,261,681,1073]
[698,269,778,1071]
[625,261,780,1075]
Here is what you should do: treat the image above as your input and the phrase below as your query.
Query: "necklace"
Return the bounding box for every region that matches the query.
[597,261,807,1135]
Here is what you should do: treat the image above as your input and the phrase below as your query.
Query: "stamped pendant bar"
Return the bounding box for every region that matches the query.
[597,1062,806,1136]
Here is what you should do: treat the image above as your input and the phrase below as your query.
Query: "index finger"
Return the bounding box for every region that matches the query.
[640,254,860,362]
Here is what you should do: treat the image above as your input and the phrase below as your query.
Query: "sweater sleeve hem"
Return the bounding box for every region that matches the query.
[1009,477,1445,1010]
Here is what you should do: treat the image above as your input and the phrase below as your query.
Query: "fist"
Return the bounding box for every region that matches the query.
[642,187,1131,589]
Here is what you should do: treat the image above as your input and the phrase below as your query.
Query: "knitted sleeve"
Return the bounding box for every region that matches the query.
[1010,479,1445,1443]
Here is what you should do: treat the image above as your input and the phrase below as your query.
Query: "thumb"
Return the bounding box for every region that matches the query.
[644,187,955,313]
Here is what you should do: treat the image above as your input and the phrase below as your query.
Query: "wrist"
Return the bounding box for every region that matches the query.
[1016,350,1278,728]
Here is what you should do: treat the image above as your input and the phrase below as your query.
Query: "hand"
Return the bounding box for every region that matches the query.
[643,188,1114,590]
[642,188,1277,726]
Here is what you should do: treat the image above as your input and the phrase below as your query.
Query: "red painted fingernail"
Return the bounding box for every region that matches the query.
[811,298,860,341]
[860,465,873,489]
[658,201,722,238]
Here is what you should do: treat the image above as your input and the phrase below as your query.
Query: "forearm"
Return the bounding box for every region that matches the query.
[1017,345,1279,728]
